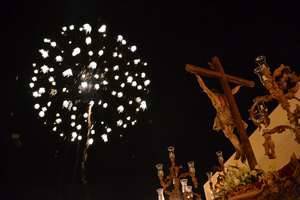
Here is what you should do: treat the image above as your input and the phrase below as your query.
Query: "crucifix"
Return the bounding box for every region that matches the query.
[186,56,257,170]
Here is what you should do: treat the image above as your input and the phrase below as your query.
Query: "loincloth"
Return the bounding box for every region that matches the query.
[213,109,247,132]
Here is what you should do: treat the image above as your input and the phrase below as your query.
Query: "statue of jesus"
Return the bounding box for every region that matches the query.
[195,74,247,160]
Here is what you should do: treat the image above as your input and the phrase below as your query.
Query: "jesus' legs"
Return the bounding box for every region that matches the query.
[223,126,243,160]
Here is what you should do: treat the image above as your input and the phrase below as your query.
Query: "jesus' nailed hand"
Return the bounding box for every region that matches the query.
[194,74,241,96]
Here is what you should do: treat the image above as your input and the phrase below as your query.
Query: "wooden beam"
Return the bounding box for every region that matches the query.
[185,64,255,88]
[211,57,257,169]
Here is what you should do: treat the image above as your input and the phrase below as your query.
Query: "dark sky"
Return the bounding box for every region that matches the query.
[3,0,300,199]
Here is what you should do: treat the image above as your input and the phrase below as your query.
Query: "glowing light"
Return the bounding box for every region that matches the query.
[62,68,73,77]
[113,52,118,57]
[130,46,137,52]
[63,100,71,109]
[34,69,39,74]
[33,91,39,98]
[83,113,88,118]
[38,87,46,94]
[117,92,123,98]
[117,35,123,41]
[118,53,123,58]
[140,101,147,110]
[137,85,142,90]
[34,104,40,109]
[101,134,108,142]
[39,49,49,58]
[104,68,109,72]
[127,76,133,83]
[134,59,141,64]
[88,51,93,56]
[62,26,67,31]
[88,138,94,145]
[49,68,54,72]
[72,106,77,111]
[113,65,119,70]
[141,72,146,78]
[136,97,141,103]
[71,122,76,127]
[117,105,124,113]
[129,100,133,105]
[81,81,88,88]
[44,38,51,43]
[55,55,63,62]
[39,111,45,117]
[112,91,116,96]
[126,116,131,120]
[85,37,92,45]
[107,128,112,133]
[60,133,64,137]
[69,25,75,30]
[98,24,107,33]
[72,47,81,56]
[72,132,77,138]
[41,65,49,74]
[78,135,82,140]
[29,82,34,88]
[123,124,127,128]
[83,23,92,34]
[50,42,57,47]
[98,100,102,105]
[114,75,119,80]
[117,120,123,126]
[91,130,95,134]
[56,118,62,124]
[98,50,104,56]
[144,80,151,86]
[76,124,82,130]
[47,101,51,107]
[94,84,100,90]
[120,83,125,88]
[94,74,99,79]
[71,115,76,120]
[121,40,127,45]
[88,61,97,69]
[102,80,108,85]
[48,76,54,82]
[103,103,108,108]
[131,81,137,87]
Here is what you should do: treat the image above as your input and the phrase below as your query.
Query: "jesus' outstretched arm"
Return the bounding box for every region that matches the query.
[231,85,241,95]
[195,75,218,104]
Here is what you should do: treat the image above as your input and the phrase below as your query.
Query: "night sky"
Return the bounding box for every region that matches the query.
[3,0,300,199]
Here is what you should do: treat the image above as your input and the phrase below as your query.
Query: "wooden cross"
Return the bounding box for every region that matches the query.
[186,56,257,170]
